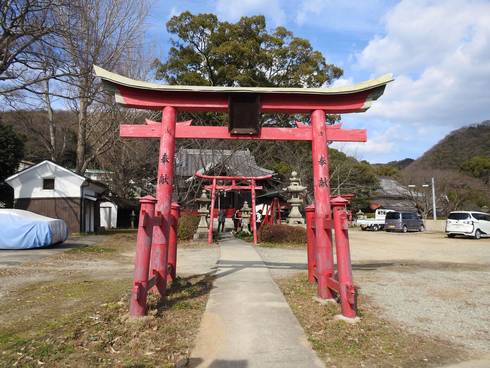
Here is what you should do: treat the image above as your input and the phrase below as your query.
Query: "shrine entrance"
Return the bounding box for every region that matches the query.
[94,66,393,320]
[195,172,273,245]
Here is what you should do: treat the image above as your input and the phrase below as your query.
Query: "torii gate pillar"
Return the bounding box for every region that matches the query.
[311,109,334,300]
[149,106,177,296]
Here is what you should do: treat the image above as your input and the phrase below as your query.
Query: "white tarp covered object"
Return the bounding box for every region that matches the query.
[0,209,69,249]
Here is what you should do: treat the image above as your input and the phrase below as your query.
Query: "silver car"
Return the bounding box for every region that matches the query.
[384,211,425,233]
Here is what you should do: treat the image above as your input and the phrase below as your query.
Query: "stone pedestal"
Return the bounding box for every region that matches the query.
[285,171,306,226]
[194,190,211,240]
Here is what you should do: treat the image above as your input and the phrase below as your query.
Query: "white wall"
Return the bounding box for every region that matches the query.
[424,219,446,232]
[6,161,85,199]
[100,201,117,229]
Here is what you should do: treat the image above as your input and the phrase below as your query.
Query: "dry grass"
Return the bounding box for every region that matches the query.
[0,232,214,368]
[276,273,468,368]
[0,275,213,368]
[177,240,218,249]
[257,241,306,249]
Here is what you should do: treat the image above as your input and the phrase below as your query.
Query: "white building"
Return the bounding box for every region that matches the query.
[5,160,107,233]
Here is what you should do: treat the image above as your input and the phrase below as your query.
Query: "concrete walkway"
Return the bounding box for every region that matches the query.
[189,238,324,368]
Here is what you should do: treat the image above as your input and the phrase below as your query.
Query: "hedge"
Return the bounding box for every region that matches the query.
[177,213,200,240]
[259,224,306,244]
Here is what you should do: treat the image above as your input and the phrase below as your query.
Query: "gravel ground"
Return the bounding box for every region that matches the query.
[356,266,490,353]
[257,230,490,356]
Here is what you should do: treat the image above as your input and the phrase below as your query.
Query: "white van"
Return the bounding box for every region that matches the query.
[445,211,490,239]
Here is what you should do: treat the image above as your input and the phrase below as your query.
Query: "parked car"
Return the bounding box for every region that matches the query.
[384,211,424,232]
[0,209,69,249]
[356,208,394,231]
[445,211,490,239]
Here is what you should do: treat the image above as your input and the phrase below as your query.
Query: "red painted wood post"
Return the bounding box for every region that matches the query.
[311,109,334,300]
[251,179,257,245]
[130,195,156,317]
[150,106,177,297]
[262,202,271,227]
[208,179,216,244]
[331,196,356,318]
[277,198,282,224]
[305,205,316,284]
[167,202,180,283]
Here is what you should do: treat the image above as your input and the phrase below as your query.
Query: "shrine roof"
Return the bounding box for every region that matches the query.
[176,149,274,178]
[94,65,393,96]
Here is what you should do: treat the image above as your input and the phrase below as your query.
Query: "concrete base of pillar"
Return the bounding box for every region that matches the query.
[312,296,337,305]
[334,314,361,324]
[286,219,306,226]
[193,229,208,240]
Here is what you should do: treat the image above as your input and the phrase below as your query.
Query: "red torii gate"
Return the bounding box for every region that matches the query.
[195,172,273,245]
[94,66,393,320]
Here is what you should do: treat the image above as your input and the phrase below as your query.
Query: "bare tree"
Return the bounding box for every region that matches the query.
[53,0,149,173]
[0,0,65,95]
[400,168,490,216]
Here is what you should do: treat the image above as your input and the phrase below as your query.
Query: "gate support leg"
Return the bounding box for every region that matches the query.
[167,203,180,283]
[311,109,334,300]
[331,196,358,319]
[150,106,177,297]
[130,196,156,317]
[208,179,216,244]
[251,179,257,245]
[305,205,316,284]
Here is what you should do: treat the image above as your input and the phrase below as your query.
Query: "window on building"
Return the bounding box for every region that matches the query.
[42,178,55,190]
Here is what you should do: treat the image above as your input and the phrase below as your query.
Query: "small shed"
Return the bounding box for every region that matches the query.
[5,160,106,233]
[100,200,118,229]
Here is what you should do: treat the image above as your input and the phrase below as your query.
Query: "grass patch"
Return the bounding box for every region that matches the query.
[0,275,214,368]
[178,240,218,249]
[258,241,306,249]
[66,246,116,254]
[57,233,137,261]
[276,273,468,368]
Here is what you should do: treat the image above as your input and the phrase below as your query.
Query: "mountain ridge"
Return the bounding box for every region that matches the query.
[406,120,490,171]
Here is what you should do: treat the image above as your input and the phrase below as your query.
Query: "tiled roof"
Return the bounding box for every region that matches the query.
[175,149,274,178]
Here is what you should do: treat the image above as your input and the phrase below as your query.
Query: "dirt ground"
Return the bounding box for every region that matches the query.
[1,229,489,366]
[0,233,219,367]
[257,229,490,364]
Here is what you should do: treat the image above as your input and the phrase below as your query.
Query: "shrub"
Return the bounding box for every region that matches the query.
[177,213,200,240]
[259,224,306,244]
[235,231,253,242]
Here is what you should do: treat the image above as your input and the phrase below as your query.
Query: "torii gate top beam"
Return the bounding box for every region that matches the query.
[94,66,393,114]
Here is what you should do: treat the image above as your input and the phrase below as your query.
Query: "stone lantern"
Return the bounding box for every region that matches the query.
[240,201,252,235]
[285,171,306,226]
[193,189,211,240]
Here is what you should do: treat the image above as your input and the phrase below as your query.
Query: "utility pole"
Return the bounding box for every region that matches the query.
[431,177,437,221]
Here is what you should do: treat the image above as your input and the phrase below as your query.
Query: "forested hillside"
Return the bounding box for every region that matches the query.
[407,121,490,171]
[398,121,490,214]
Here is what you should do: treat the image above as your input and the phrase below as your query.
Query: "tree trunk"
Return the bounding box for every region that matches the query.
[76,96,87,173]
[44,79,57,161]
